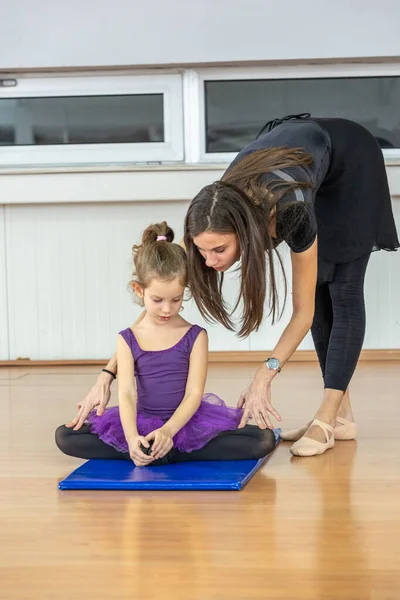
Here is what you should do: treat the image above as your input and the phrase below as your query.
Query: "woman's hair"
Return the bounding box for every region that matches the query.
[131,222,187,304]
[184,147,313,337]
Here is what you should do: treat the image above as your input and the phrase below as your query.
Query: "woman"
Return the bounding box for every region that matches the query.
[69,114,398,457]
[182,114,398,456]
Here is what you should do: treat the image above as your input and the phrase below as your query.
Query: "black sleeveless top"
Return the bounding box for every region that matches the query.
[225,115,399,266]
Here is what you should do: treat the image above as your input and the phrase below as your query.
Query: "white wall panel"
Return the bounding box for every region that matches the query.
[0,207,9,359]
[3,196,400,360]
[5,201,249,359]
[363,198,400,348]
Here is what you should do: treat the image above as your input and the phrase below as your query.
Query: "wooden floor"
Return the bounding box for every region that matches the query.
[0,361,399,600]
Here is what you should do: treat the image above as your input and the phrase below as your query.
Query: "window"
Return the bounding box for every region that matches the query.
[198,66,400,161]
[2,66,400,168]
[0,74,183,167]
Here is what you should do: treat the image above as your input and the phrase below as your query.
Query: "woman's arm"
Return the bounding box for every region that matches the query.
[238,238,318,428]
[117,334,153,465]
[103,353,118,376]
[104,309,147,376]
[66,310,147,430]
[269,237,318,369]
[116,334,139,445]
[146,330,208,459]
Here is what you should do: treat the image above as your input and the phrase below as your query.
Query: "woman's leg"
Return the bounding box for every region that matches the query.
[324,253,370,390]
[337,389,355,423]
[311,282,333,379]
[311,283,355,429]
[55,424,131,460]
[284,280,354,442]
[298,253,370,445]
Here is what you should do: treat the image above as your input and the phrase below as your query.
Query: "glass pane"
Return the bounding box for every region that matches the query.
[0,94,164,146]
[205,77,400,152]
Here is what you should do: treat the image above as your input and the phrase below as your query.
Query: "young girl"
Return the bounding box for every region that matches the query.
[55,222,276,466]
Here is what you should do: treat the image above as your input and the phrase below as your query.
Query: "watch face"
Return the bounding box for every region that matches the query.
[267,358,280,370]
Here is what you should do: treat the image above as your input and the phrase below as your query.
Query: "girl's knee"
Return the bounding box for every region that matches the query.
[253,428,276,459]
[55,425,71,453]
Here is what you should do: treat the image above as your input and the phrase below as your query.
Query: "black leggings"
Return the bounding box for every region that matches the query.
[55,424,276,464]
[311,253,370,391]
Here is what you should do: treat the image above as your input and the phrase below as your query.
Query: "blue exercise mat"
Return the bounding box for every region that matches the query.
[59,430,280,491]
[59,456,270,491]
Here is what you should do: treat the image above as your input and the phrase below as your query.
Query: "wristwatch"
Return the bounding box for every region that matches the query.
[264,357,281,373]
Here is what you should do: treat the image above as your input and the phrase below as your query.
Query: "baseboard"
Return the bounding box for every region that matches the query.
[1,349,399,367]
[208,349,400,363]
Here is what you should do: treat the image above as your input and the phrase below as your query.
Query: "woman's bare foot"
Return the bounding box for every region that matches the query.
[334,389,357,439]
[298,389,343,444]
[336,388,354,423]
[281,388,356,442]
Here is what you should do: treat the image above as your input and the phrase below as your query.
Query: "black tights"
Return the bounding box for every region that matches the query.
[55,424,276,464]
[311,253,370,391]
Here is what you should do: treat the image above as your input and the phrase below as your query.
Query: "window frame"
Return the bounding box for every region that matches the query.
[193,64,400,163]
[0,73,184,167]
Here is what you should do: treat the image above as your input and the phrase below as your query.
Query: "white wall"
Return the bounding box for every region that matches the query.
[0,167,399,360]
[0,208,9,359]
[1,0,400,71]
[2,199,250,360]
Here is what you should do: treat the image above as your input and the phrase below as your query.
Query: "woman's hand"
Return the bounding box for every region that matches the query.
[65,371,113,430]
[237,367,282,429]
[128,436,154,467]
[146,426,174,460]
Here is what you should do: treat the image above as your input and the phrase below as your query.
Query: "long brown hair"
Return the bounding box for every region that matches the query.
[131,221,187,305]
[184,147,313,337]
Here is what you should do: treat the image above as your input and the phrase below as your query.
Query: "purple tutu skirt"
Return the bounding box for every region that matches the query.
[87,393,243,453]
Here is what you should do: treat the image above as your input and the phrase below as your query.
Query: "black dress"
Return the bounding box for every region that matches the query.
[227,115,399,282]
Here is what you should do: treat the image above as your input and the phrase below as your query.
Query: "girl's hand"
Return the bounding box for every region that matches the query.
[237,368,282,429]
[66,371,113,430]
[128,436,154,467]
[146,427,174,460]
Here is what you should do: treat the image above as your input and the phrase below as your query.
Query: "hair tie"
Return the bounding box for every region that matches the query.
[156,236,167,241]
